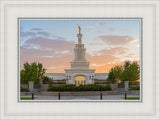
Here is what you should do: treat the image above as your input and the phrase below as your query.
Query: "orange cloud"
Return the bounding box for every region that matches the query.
[21,33,139,73]
[20,36,75,73]
[97,35,137,45]
[21,42,138,73]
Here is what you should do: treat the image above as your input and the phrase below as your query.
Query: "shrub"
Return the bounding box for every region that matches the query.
[20,88,29,92]
[129,86,140,90]
[47,84,111,91]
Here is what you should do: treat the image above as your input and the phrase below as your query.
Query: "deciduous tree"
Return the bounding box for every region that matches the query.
[107,61,140,84]
[20,62,46,84]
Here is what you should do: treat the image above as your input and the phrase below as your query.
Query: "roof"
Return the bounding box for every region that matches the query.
[44,73,65,76]
[95,73,108,76]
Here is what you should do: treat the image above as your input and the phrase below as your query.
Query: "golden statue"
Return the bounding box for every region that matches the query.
[78,26,81,34]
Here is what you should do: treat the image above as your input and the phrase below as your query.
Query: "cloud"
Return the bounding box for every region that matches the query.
[20,35,76,73]
[88,43,104,45]
[90,63,106,67]
[86,47,138,73]
[24,37,74,51]
[20,32,36,38]
[85,47,133,72]
[31,28,43,31]
[22,43,41,50]
[37,31,50,37]
[102,47,129,55]
[21,43,138,73]
[21,51,73,73]
[86,22,106,29]
[20,32,139,73]
[20,43,74,73]
[96,22,105,26]
[96,35,137,45]
[41,56,54,58]
[55,50,71,54]
[87,47,129,64]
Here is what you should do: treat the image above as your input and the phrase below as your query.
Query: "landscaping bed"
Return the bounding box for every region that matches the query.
[48,84,111,92]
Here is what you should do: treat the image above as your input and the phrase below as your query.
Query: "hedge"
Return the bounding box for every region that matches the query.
[20,88,29,92]
[48,84,111,91]
[129,86,140,90]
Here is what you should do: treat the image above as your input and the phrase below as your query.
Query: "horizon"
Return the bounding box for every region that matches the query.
[20,19,140,73]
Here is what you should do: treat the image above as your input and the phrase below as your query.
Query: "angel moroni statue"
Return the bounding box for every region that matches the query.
[77,26,82,44]
[78,26,81,34]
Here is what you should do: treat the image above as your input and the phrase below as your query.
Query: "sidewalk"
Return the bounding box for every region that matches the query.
[20,94,140,101]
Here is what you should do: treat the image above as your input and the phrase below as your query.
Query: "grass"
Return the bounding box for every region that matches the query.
[20,97,37,100]
[121,97,140,100]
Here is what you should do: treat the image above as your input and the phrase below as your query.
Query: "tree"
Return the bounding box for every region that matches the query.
[107,61,140,84]
[20,62,46,84]
[128,61,140,83]
[20,70,28,84]
[113,65,123,79]
[107,65,123,84]
[120,61,140,83]
[43,76,53,86]
[107,68,116,84]
[121,61,131,82]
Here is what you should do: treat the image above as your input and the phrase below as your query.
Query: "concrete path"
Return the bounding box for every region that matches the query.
[20,94,140,101]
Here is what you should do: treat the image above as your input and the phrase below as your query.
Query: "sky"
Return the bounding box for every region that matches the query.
[20,19,140,73]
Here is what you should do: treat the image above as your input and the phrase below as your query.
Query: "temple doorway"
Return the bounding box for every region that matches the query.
[75,75,86,86]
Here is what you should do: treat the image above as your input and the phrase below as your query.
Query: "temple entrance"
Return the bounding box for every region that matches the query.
[75,75,86,86]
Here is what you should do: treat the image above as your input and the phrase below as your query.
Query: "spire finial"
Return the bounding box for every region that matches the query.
[78,25,81,34]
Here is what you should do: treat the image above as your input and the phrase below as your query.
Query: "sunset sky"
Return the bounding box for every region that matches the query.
[20,19,140,73]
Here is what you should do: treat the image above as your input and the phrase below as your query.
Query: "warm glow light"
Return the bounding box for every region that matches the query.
[136,79,140,83]
[75,75,86,85]
[119,80,122,83]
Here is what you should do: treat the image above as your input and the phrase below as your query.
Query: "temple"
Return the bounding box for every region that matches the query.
[45,27,108,86]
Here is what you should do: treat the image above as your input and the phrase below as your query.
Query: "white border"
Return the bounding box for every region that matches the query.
[0,0,159,120]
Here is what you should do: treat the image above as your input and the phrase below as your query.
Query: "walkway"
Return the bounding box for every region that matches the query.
[20,94,140,101]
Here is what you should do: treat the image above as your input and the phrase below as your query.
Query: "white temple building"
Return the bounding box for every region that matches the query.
[45,27,108,86]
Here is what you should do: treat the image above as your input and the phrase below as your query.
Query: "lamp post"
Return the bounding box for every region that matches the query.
[31,91,34,100]
[124,81,129,100]
[100,91,102,100]
[58,92,61,100]
[125,91,127,100]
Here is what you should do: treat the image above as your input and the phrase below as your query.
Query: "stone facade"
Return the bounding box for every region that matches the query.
[45,28,108,85]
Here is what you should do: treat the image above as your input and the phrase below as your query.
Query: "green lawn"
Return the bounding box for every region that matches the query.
[121,97,140,100]
[20,97,37,100]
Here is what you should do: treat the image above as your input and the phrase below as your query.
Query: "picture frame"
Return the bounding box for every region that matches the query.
[0,0,159,120]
